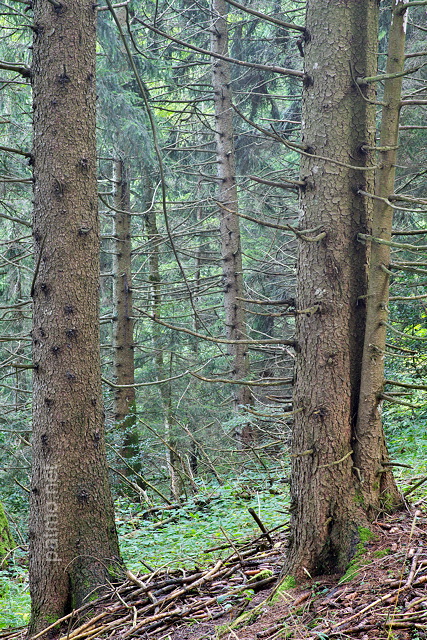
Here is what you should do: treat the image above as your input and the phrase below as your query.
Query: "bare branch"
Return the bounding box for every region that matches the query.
[133,18,304,79]
[0,61,31,78]
[134,307,296,346]
[224,0,307,33]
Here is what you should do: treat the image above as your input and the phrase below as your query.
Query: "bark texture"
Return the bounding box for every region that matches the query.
[354,1,406,514]
[112,159,139,475]
[29,0,121,631]
[286,0,379,579]
[211,0,252,423]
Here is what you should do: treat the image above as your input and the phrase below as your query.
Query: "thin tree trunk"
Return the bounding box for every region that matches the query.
[285,0,379,579]
[143,172,182,500]
[210,0,252,431]
[29,0,121,630]
[112,158,140,476]
[354,0,406,514]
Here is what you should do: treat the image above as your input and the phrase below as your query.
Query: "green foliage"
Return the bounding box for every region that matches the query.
[0,551,30,629]
[116,478,290,573]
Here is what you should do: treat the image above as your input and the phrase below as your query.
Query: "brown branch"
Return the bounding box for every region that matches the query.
[0,61,32,78]
[248,508,273,545]
[404,476,427,497]
[0,144,31,158]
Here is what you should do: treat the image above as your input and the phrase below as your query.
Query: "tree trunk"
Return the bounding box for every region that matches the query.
[210,0,252,430]
[285,0,380,579]
[29,0,121,631]
[354,0,406,514]
[143,172,183,500]
[112,158,140,476]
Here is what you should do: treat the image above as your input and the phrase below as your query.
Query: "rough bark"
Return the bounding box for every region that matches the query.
[285,0,379,579]
[112,158,139,476]
[29,0,121,631]
[210,0,252,426]
[354,1,406,514]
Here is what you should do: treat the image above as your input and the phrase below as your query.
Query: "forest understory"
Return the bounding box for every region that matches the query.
[3,500,427,640]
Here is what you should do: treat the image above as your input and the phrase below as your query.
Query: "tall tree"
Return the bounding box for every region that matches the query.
[284,0,400,579]
[112,157,140,476]
[29,0,121,630]
[210,0,252,422]
[354,0,408,515]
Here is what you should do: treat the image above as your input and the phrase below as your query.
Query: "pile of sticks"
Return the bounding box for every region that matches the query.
[25,524,286,640]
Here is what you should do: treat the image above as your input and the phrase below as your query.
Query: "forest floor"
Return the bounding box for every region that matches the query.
[3,503,427,640]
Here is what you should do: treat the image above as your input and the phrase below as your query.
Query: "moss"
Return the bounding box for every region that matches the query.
[248,569,273,583]
[269,575,296,604]
[373,548,390,558]
[339,527,375,584]
[353,491,365,506]
[358,527,375,543]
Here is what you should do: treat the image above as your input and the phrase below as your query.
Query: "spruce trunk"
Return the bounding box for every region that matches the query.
[29,0,121,630]
[354,1,406,514]
[210,0,252,427]
[112,158,139,476]
[285,0,379,579]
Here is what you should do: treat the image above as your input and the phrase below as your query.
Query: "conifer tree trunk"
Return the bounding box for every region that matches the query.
[210,0,252,429]
[285,0,381,579]
[112,158,140,476]
[143,172,182,500]
[29,0,121,631]
[354,0,406,514]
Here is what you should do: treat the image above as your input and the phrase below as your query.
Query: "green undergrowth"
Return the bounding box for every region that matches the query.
[0,549,30,628]
[116,478,290,574]
[384,400,427,499]
[0,476,289,628]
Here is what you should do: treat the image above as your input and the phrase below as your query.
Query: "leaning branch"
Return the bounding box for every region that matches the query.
[358,233,427,252]
[356,63,423,84]
[190,372,293,386]
[385,379,427,392]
